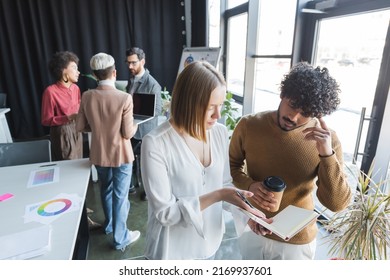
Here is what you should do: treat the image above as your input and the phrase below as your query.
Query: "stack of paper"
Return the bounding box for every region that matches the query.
[0,225,51,260]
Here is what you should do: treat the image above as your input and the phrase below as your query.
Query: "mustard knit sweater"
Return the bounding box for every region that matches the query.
[229,111,352,244]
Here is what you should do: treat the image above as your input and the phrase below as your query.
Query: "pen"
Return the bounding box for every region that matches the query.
[236,190,255,209]
[39,163,57,167]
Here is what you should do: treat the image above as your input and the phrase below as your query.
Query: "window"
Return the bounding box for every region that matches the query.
[253,0,297,113]
[227,0,247,9]
[226,13,248,97]
[214,0,297,115]
[208,0,221,47]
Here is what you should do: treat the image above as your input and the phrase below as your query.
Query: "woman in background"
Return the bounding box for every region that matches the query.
[42,51,100,229]
[141,61,271,260]
[41,51,83,160]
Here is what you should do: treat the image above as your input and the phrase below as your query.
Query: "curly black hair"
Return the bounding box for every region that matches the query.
[48,51,79,81]
[280,61,340,118]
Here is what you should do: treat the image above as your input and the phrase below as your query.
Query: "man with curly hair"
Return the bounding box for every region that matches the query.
[229,61,352,260]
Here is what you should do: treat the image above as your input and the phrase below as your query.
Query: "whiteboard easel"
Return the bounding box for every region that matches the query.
[177,47,221,76]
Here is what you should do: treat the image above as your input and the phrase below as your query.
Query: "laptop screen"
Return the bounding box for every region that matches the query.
[132,93,156,117]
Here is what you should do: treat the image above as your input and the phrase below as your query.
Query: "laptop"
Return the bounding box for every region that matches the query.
[132,92,156,124]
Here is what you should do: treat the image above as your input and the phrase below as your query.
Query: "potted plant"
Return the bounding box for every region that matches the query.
[320,162,390,260]
[221,91,241,134]
[161,87,171,118]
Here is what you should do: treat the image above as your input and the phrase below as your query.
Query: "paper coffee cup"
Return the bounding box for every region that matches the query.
[263,176,286,212]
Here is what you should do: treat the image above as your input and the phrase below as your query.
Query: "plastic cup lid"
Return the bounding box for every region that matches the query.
[263,176,286,192]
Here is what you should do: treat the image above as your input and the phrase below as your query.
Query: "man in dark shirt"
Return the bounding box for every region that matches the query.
[125,47,162,200]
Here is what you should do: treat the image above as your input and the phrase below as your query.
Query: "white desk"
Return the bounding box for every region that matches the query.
[0,158,91,259]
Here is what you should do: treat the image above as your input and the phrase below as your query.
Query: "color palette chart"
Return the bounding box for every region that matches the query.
[33,169,55,185]
[37,198,72,216]
[24,193,82,224]
[27,167,59,188]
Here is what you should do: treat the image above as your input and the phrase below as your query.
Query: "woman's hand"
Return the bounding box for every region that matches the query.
[67,113,78,122]
[222,187,256,212]
[223,188,273,236]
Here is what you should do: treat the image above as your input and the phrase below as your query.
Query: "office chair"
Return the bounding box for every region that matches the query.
[0,139,51,167]
[0,93,6,108]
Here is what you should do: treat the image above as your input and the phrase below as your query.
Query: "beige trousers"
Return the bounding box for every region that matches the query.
[238,225,316,260]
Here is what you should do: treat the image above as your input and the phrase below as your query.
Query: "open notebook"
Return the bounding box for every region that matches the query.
[238,205,319,241]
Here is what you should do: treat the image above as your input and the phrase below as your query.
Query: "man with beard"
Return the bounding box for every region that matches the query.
[229,62,352,260]
[125,47,162,200]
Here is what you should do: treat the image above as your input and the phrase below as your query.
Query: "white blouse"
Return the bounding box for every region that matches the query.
[140,121,233,259]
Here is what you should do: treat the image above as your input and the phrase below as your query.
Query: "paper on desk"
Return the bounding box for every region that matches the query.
[0,193,14,202]
[27,166,60,188]
[24,193,83,224]
[0,225,51,260]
